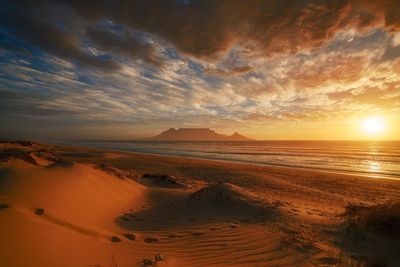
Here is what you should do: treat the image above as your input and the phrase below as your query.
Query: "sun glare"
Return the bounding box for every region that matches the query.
[361,116,386,136]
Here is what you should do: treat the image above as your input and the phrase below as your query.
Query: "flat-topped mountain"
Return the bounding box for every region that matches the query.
[150,128,254,141]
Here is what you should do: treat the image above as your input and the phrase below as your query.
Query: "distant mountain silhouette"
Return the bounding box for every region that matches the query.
[150,128,254,141]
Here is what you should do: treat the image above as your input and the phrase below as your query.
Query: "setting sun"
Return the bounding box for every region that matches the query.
[361,116,387,136]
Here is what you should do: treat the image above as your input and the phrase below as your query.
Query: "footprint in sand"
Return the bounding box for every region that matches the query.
[35,208,44,216]
[123,234,135,241]
[191,232,206,237]
[0,203,10,209]
[143,237,159,243]
[110,236,121,242]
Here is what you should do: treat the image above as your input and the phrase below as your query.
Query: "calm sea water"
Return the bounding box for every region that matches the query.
[67,140,400,180]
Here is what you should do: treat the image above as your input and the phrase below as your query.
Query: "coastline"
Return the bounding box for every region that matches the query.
[50,140,400,181]
[1,142,400,266]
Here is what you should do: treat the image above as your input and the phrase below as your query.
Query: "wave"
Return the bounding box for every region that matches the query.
[59,140,400,180]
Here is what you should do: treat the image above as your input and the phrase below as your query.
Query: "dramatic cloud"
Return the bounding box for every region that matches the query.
[0,0,400,139]
[2,0,400,67]
[0,2,119,70]
[64,0,400,59]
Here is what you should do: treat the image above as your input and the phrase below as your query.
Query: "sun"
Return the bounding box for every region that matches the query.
[360,116,386,136]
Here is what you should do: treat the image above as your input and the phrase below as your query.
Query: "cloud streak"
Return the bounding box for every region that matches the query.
[2,0,400,67]
[0,0,400,139]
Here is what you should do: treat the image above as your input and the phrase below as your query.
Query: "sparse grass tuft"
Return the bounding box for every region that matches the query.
[340,202,400,267]
[343,202,400,236]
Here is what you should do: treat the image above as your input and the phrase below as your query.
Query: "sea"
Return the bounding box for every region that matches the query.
[62,140,400,180]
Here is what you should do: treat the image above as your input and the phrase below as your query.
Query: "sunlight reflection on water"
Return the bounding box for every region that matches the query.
[367,161,381,172]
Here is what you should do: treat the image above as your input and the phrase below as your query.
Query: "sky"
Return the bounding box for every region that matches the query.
[0,0,399,140]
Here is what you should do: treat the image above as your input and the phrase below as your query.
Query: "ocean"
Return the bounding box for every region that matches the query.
[66,140,400,180]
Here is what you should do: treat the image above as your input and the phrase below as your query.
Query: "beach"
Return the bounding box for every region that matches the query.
[1,141,400,266]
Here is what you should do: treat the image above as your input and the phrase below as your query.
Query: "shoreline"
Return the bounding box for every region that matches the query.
[49,141,400,181]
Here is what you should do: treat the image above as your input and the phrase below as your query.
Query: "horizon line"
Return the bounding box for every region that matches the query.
[40,138,400,142]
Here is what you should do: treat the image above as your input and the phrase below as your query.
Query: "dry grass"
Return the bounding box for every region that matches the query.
[343,202,400,236]
[340,202,400,267]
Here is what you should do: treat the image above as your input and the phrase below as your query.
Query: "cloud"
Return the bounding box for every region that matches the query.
[328,85,400,108]
[1,1,400,139]
[380,44,400,62]
[2,0,399,70]
[0,1,120,70]
[86,26,163,66]
[64,0,400,60]
[205,65,252,77]
[0,89,77,117]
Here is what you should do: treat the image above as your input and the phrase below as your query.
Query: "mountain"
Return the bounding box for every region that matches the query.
[150,128,254,141]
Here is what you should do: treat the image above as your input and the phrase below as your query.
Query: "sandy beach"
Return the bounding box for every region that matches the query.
[1,141,399,266]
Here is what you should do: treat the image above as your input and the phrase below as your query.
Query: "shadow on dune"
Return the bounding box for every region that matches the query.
[45,160,74,168]
[115,182,280,231]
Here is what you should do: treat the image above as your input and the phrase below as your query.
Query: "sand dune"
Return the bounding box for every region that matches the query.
[1,142,400,266]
